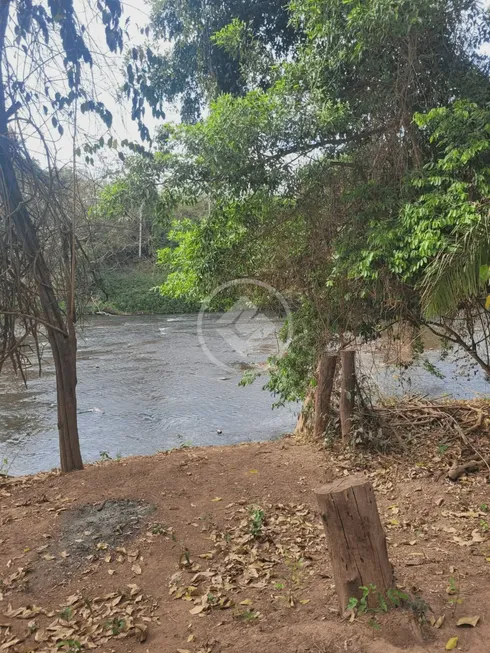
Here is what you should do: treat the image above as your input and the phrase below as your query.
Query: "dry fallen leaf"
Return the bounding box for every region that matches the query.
[445,637,458,650]
[456,616,480,628]
[135,622,148,642]
[131,564,142,575]
[211,497,222,503]
[189,605,205,615]
[0,638,22,650]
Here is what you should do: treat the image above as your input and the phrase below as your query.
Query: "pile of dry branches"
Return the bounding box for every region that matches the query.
[374,396,490,480]
[375,396,490,437]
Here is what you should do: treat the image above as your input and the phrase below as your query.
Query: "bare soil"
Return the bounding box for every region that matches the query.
[1,437,490,653]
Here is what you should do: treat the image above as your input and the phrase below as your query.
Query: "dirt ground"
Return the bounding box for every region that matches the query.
[1,437,490,653]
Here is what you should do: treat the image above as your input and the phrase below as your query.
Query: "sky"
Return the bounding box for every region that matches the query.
[26,0,175,170]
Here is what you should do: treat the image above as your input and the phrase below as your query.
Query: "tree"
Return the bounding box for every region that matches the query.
[125,0,301,124]
[0,0,123,472]
[152,0,490,407]
[90,156,162,264]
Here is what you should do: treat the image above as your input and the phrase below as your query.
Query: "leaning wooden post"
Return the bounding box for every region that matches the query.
[340,349,356,443]
[314,352,338,439]
[314,475,393,611]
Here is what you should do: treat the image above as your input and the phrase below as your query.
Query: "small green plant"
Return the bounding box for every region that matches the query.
[386,587,409,607]
[249,505,265,538]
[106,617,125,635]
[235,608,260,622]
[0,457,10,476]
[59,606,73,621]
[274,582,285,590]
[56,641,81,652]
[238,369,260,387]
[437,441,451,455]
[447,576,462,610]
[481,503,489,513]
[447,577,457,595]
[99,451,112,461]
[207,592,218,606]
[177,434,192,449]
[480,519,489,532]
[347,585,409,616]
[115,452,122,461]
[150,522,167,535]
[405,594,431,622]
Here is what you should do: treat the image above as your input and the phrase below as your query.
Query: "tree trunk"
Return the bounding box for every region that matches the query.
[50,326,83,472]
[294,389,313,436]
[314,352,338,439]
[0,6,83,472]
[314,475,393,611]
[138,201,143,258]
[340,349,356,443]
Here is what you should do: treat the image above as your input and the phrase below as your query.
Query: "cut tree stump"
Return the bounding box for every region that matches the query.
[314,352,338,439]
[340,350,356,443]
[314,475,393,611]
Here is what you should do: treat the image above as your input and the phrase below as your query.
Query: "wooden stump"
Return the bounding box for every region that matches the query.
[314,352,338,439]
[340,350,356,443]
[314,475,393,611]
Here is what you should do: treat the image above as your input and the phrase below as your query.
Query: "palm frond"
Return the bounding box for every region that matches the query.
[421,212,490,318]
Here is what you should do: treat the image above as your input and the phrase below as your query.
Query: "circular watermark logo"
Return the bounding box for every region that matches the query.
[197,279,293,374]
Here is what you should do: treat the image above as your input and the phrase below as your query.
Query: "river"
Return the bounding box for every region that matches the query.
[0,314,298,476]
[1,314,489,476]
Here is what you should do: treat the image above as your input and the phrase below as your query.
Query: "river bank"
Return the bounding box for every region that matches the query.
[2,438,490,652]
[87,262,199,315]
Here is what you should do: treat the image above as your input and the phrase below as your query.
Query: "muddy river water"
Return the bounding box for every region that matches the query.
[0,314,489,475]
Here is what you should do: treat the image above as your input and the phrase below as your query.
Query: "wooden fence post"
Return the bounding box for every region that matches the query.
[340,349,356,443]
[314,475,393,611]
[314,352,338,439]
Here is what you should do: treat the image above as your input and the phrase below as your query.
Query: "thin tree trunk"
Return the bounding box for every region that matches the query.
[314,352,338,439]
[340,350,356,443]
[0,4,83,471]
[138,201,143,258]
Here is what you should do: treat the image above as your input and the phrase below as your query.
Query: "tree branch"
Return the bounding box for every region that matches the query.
[0,311,68,336]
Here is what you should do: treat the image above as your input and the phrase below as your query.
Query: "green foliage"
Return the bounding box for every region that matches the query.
[264,307,318,406]
[56,641,81,653]
[0,457,9,477]
[90,264,199,315]
[128,0,300,123]
[59,607,74,621]
[158,220,203,300]
[409,103,490,316]
[119,0,490,406]
[347,585,409,615]
[249,506,265,538]
[150,523,167,535]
